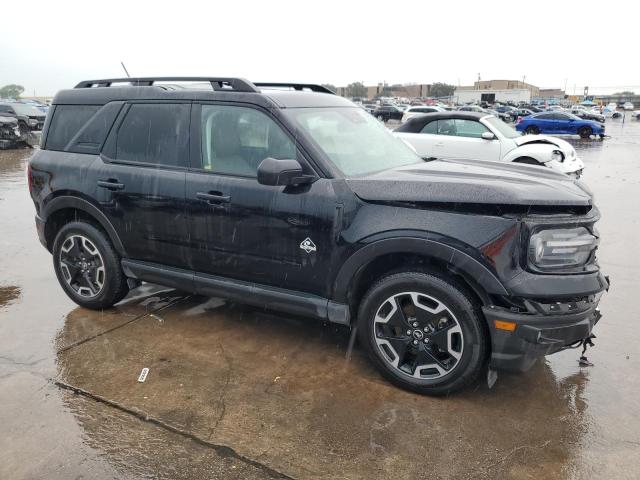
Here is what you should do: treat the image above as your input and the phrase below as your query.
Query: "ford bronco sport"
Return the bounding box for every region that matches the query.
[28,77,609,395]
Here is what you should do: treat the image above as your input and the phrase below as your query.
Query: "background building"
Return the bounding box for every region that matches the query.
[454,88,531,104]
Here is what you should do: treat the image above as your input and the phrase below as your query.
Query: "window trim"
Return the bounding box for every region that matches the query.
[188,101,319,180]
[101,101,191,171]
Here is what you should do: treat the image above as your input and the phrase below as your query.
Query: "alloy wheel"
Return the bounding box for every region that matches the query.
[59,234,106,298]
[373,291,464,379]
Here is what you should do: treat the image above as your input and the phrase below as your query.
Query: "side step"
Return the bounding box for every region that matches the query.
[121,259,350,325]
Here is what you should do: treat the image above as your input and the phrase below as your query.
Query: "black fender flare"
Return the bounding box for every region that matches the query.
[332,237,508,304]
[41,195,127,256]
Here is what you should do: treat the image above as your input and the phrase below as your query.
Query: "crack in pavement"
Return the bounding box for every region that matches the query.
[54,380,295,480]
[208,342,232,441]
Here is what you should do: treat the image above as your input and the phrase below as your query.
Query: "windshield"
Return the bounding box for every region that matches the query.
[285,107,421,177]
[484,116,521,139]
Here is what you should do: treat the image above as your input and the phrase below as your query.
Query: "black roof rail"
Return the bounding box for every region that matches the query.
[74,77,259,93]
[254,83,335,94]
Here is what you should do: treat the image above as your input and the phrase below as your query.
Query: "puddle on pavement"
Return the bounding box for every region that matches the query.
[54,292,592,479]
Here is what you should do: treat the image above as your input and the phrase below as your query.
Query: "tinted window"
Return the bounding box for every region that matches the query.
[0,105,11,113]
[453,119,488,138]
[201,105,296,177]
[536,114,554,120]
[46,105,101,151]
[116,104,189,166]
[413,108,435,113]
[420,121,438,134]
[552,113,569,120]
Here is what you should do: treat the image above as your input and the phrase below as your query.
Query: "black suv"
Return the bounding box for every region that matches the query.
[28,77,608,395]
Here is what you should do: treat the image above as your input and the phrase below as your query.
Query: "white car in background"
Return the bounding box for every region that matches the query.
[623,102,634,110]
[401,105,444,123]
[394,111,584,177]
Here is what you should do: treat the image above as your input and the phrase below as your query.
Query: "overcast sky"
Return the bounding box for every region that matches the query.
[2,0,637,97]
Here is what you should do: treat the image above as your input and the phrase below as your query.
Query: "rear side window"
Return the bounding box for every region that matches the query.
[46,105,100,151]
[115,104,190,167]
[420,121,438,134]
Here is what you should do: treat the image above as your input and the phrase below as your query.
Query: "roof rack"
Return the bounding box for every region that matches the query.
[254,83,335,94]
[74,77,259,93]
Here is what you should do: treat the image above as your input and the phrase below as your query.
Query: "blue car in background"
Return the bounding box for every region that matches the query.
[516,112,605,138]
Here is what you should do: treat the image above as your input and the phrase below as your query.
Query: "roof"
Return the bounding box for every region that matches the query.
[52,77,355,109]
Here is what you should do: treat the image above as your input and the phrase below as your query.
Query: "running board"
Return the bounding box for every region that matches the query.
[121,259,350,326]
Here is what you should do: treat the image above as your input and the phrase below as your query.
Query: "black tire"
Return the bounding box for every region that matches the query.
[514,156,542,166]
[578,127,593,139]
[357,271,488,395]
[18,122,29,138]
[524,125,539,135]
[377,114,385,122]
[52,221,129,309]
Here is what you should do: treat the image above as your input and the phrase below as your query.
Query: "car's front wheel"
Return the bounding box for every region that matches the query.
[52,221,129,309]
[357,271,488,395]
[578,126,593,138]
[524,125,539,135]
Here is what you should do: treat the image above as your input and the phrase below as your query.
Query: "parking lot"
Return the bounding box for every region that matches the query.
[1,116,639,479]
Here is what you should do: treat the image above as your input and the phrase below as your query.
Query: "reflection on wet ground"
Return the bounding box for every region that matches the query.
[1,120,640,479]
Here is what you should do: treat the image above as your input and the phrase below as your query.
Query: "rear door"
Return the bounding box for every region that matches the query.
[93,102,190,268]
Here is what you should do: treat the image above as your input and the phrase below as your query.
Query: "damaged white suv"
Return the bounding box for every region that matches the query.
[394,111,584,177]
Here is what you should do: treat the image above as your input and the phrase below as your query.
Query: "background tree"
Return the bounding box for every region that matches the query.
[346,82,367,98]
[0,84,25,99]
[429,82,456,98]
[613,91,635,96]
[321,84,337,93]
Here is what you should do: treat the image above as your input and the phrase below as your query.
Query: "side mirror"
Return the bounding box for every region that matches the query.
[481,132,496,140]
[257,157,315,186]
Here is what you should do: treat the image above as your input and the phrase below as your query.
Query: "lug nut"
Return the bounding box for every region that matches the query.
[424,338,430,344]
[412,322,419,328]
[406,329,412,335]
[413,340,418,345]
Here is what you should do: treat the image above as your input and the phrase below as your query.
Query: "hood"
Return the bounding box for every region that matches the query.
[513,134,574,152]
[346,158,592,207]
[0,115,18,125]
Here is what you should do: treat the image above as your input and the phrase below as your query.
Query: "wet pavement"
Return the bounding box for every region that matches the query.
[1,116,640,479]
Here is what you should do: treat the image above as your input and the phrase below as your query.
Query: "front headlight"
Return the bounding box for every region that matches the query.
[28,119,37,126]
[551,150,564,162]
[528,227,598,270]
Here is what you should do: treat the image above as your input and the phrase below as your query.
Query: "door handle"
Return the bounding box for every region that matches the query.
[196,191,231,204]
[434,143,444,147]
[97,180,125,190]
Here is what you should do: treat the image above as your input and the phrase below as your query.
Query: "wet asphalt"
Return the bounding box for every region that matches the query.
[1,116,639,479]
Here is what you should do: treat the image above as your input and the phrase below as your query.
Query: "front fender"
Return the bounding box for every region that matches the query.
[503,144,555,164]
[332,236,509,304]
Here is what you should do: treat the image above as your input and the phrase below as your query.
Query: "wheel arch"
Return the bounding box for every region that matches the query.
[41,196,126,256]
[332,237,508,322]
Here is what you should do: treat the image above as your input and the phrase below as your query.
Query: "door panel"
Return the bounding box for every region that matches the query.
[92,160,188,267]
[186,173,337,296]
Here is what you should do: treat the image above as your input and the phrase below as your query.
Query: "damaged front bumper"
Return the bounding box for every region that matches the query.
[483,291,606,372]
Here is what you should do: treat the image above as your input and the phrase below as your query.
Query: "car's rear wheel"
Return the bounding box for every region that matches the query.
[377,114,385,122]
[578,126,593,138]
[357,271,488,395]
[524,125,539,135]
[53,221,129,309]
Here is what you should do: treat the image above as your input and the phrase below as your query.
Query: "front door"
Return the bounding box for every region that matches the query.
[185,103,338,297]
[93,102,190,268]
[436,119,501,161]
